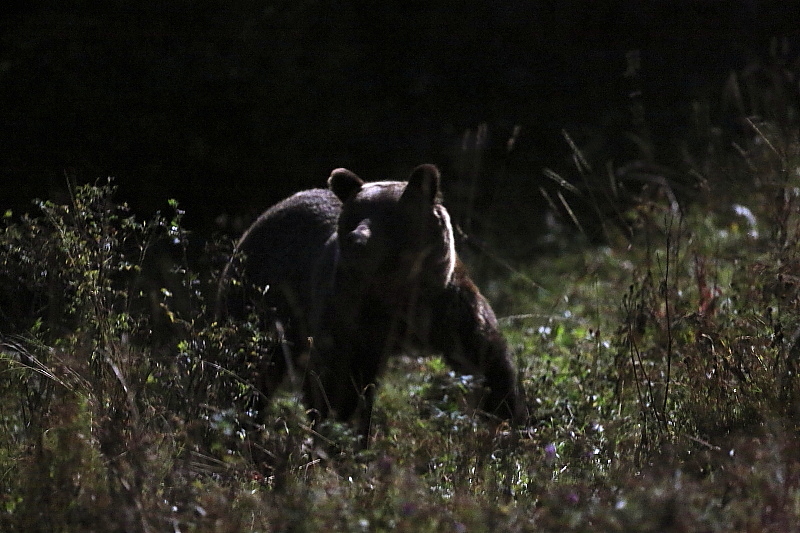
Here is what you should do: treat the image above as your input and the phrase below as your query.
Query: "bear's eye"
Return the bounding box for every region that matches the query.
[338,212,361,235]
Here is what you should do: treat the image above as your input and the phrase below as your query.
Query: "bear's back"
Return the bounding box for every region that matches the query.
[219,188,341,329]
[238,188,340,279]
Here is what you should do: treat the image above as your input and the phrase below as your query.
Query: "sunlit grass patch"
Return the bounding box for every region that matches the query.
[2,118,800,529]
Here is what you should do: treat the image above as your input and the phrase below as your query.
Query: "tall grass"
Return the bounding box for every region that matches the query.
[2,61,800,530]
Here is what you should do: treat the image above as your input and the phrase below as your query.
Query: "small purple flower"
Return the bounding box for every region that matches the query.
[566,492,580,505]
[545,443,557,463]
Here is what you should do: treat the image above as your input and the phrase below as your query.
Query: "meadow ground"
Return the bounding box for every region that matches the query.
[2,122,800,531]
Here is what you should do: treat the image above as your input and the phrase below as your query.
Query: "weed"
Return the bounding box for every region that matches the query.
[2,72,800,529]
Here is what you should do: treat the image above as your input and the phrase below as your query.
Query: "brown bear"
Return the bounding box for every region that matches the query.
[217,164,521,438]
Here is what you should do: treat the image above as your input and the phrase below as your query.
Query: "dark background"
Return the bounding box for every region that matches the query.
[2,1,798,247]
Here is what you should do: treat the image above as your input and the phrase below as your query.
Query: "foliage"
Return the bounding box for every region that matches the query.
[3,118,800,530]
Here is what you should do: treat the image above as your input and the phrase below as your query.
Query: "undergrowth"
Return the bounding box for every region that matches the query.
[3,113,800,531]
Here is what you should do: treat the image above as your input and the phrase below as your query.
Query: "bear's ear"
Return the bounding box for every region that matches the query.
[328,168,364,201]
[402,164,442,204]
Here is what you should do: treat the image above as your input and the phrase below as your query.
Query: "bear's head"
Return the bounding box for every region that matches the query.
[328,164,456,295]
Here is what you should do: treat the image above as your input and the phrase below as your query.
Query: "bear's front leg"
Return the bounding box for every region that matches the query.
[429,263,523,422]
[303,329,382,441]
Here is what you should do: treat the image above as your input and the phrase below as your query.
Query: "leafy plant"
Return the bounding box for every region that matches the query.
[2,68,800,529]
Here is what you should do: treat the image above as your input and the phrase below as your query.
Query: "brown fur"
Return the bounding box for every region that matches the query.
[217,165,522,439]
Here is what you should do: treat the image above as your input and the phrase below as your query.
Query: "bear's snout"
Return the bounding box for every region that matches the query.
[345,221,372,247]
[341,220,383,273]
